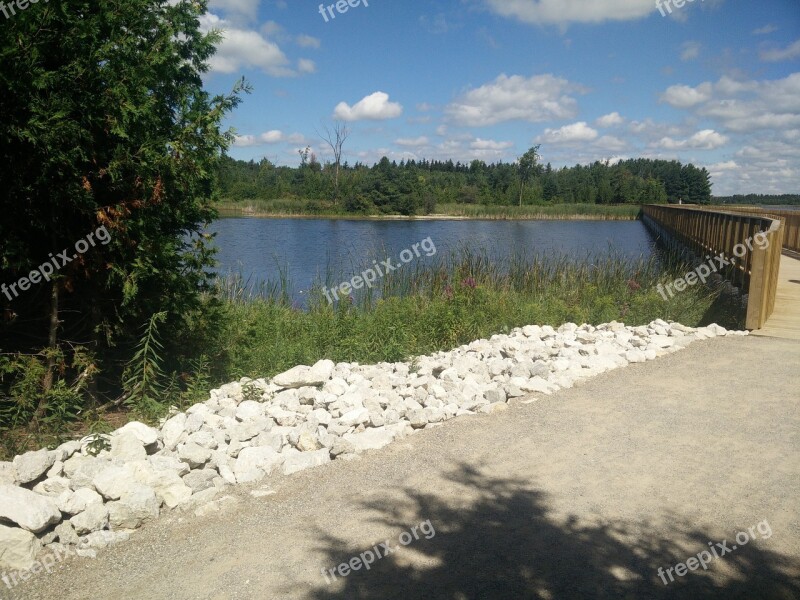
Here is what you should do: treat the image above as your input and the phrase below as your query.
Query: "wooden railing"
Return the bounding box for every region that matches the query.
[642,205,784,330]
[710,206,800,253]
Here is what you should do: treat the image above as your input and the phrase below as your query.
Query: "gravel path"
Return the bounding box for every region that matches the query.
[10,335,800,600]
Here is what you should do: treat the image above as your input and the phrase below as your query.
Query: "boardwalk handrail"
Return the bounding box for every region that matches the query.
[711,206,800,253]
[642,204,784,330]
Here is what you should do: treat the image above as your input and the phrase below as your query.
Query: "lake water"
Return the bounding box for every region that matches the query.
[207,218,657,301]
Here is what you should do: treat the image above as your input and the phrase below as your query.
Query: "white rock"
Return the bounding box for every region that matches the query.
[625,349,647,363]
[148,455,190,477]
[0,485,62,532]
[187,431,218,450]
[68,457,112,491]
[92,465,138,500]
[0,462,16,485]
[79,530,130,550]
[13,449,55,484]
[107,485,160,529]
[116,422,159,446]
[193,495,239,517]
[139,470,193,509]
[182,469,218,493]
[54,521,81,546]
[32,476,72,497]
[233,447,284,483]
[57,487,103,515]
[343,428,396,453]
[282,449,331,475]
[339,407,370,427]
[0,523,41,570]
[272,359,335,389]
[296,432,321,452]
[236,401,264,420]
[70,503,109,535]
[160,413,187,450]
[110,431,147,461]
[177,442,212,469]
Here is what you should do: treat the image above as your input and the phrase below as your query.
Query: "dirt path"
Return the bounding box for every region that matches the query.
[11,335,800,600]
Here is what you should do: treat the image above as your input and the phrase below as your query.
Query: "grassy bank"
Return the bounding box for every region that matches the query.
[0,249,735,460]
[217,199,641,221]
[206,250,733,381]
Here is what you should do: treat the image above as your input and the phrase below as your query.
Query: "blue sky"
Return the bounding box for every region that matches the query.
[200,0,800,195]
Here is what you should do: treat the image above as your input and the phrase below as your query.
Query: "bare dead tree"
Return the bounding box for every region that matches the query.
[317,121,350,203]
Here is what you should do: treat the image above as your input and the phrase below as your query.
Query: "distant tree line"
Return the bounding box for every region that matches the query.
[714,194,800,206]
[217,154,712,214]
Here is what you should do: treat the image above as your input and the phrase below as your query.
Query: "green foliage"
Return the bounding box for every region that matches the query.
[0,347,95,457]
[241,381,263,402]
[0,0,244,442]
[122,312,168,421]
[205,250,723,381]
[216,156,707,214]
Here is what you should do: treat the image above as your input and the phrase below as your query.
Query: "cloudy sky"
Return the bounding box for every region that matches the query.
[202,0,800,195]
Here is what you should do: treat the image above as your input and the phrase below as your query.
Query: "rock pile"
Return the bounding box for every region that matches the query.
[0,320,743,570]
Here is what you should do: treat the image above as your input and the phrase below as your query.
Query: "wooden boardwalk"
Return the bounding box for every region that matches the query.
[751,253,800,340]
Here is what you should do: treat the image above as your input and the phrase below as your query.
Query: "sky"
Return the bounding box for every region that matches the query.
[199,0,800,196]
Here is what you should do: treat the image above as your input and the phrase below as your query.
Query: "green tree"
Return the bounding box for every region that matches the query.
[0,0,245,420]
[517,146,541,206]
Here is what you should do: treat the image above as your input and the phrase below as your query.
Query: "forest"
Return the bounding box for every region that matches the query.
[714,194,800,206]
[217,153,714,214]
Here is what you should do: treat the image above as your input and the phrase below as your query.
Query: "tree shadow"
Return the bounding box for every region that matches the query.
[308,464,799,600]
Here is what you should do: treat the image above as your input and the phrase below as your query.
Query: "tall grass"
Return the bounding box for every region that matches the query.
[433,203,641,220]
[205,248,729,381]
[217,199,642,220]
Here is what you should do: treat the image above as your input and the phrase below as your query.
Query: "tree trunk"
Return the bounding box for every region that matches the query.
[334,162,340,204]
[32,280,59,425]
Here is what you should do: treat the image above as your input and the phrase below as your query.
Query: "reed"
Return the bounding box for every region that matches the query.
[204,248,728,381]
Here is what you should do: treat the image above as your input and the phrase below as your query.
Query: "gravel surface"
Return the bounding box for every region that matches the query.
[8,335,800,600]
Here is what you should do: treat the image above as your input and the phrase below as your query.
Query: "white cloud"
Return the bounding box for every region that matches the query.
[536,122,598,144]
[660,82,713,108]
[396,136,430,147]
[419,13,454,34]
[209,0,260,21]
[680,41,701,61]
[333,92,404,121]
[752,24,778,35]
[200,13,296,77]
[470,138,514,150]
[483,0,656,25]
[297,58,316,73]
[296,34,321,48]
[595,111,624,127]
[708,160,738,171]
[759,39,800,62]
[685,73,800,132]
[595,135,628,152]
[655,129,729,150]
[445,74,585,126]
[234,130,286,146]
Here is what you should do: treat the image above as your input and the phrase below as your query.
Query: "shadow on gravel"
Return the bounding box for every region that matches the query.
[309,464,799,600]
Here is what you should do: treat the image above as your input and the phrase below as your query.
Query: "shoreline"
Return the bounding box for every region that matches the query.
[216,208,640,222]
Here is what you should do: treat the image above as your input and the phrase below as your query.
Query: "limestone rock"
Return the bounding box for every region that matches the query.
[13,449,55,484]
[282,449,331,475]
[107,485,160,529]
[0,523,42,570]
[70,503,109,535]
[272,359,335,389]
[233,447,284,483]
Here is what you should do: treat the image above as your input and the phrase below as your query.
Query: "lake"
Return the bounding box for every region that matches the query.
[207,218,657,302]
